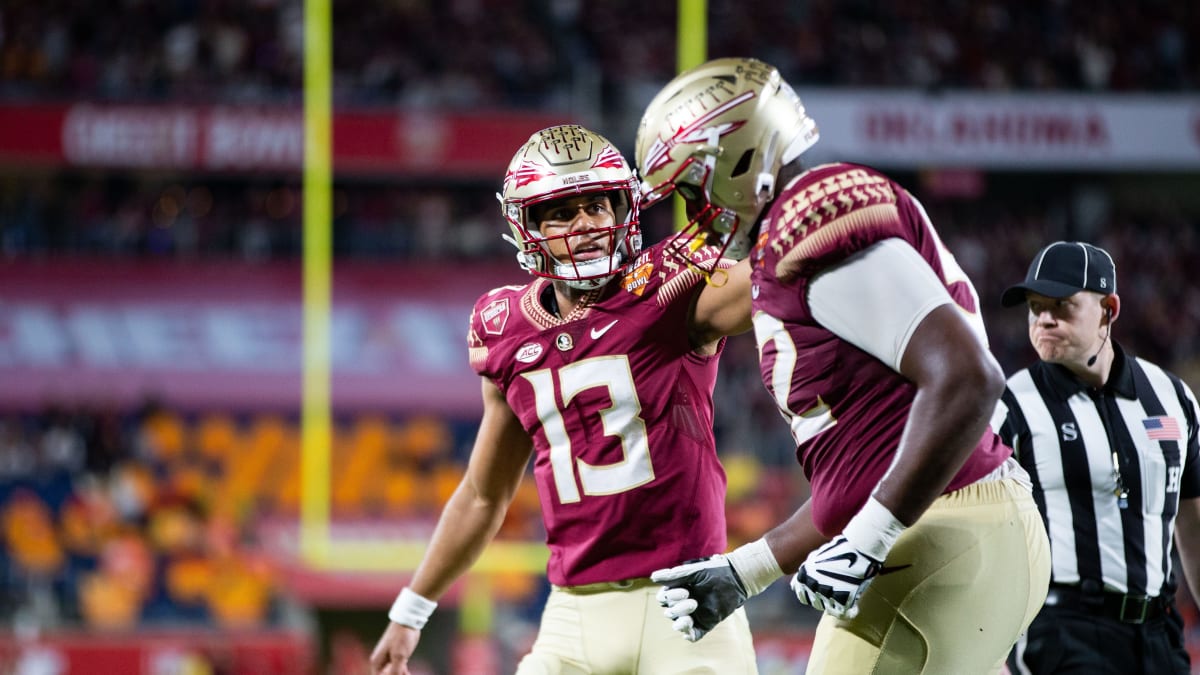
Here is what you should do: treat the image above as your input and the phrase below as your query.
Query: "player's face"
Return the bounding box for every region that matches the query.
[1026,291,1106,364]
[532,194,619,264]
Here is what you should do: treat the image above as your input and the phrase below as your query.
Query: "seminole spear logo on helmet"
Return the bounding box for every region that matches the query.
[640,91,754,179]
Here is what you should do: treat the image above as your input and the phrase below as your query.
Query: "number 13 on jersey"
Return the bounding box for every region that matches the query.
[522,355,656,504]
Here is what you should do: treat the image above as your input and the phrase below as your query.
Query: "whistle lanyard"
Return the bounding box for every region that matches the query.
[1093,388,1130,510]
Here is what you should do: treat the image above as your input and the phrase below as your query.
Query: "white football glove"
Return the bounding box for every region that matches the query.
[791,497,906,619]
[791,535,881,619]
[651,539,782,642]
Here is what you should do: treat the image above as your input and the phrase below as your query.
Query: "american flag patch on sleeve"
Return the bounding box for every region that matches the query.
[1143,416,1182,441]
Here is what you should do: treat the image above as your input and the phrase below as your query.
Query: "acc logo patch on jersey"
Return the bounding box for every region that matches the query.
[515,342,544,364]
[481,298,510,336]
[621,259,654,296]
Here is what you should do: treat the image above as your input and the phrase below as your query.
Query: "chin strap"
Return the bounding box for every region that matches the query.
[504,231,636,290]
[756,131,779,202]
[503,233,540,275]
[554,251,624,290]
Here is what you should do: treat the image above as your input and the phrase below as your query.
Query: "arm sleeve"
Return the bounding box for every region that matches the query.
[807,237,954,372]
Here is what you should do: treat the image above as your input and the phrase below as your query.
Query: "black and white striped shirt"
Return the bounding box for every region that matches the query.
[998,343,1200,599]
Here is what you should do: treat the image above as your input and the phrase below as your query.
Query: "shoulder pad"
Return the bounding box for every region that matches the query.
[770,165,900,279]
[467,284,528,371]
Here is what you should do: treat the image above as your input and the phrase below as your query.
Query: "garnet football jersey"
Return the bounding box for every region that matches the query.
[750,162,1010,537]
[468,237,735,586]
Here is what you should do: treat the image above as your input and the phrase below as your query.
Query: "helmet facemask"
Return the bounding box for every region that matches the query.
[499,125,643,290]
[641,139,744,262]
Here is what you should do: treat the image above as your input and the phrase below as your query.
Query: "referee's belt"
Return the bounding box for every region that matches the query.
[1045,583,1168,624]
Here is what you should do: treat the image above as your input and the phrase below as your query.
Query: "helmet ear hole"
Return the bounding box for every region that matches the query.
[731,149,754,178]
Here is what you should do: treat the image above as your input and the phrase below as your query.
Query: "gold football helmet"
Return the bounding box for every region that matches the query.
[499,125,642,290]
[635,57,819,260]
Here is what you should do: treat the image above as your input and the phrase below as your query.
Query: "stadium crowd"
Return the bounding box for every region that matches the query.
[0,0,1195,109]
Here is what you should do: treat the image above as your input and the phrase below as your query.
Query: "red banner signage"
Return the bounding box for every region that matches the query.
[3,96,1197,173]
[0,631,312,675]
[0,103,563,177]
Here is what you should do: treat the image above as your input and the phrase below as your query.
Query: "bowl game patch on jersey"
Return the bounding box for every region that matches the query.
[621,253,654,296]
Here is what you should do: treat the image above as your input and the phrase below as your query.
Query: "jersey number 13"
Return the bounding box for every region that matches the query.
[522,355,655,504]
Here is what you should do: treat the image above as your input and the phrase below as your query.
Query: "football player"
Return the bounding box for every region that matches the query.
[635,58,1052,674]
[369,125,760,674]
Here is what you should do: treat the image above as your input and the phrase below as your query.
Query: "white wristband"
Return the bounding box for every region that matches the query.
[843,496,907,562]
[725,538,784,597]
[388,587,437,629]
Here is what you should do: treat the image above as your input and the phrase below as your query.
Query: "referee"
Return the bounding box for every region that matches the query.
[997,241,1200,674]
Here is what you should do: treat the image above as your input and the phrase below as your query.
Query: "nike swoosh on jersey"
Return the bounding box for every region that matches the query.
[590,319,619,339]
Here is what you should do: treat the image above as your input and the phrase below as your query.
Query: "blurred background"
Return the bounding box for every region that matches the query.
[1,0,1199,673]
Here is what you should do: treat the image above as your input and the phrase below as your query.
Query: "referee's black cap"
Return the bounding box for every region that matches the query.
[1001,241,1117,307]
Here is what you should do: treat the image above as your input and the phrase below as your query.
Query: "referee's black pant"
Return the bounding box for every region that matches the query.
[1007,592,1190,674]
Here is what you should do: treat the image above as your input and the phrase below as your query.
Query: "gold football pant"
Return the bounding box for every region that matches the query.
[806,477,1051,675]
[516,577,759,674]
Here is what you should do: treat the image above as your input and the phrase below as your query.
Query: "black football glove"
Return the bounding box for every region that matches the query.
[651,555,750,642]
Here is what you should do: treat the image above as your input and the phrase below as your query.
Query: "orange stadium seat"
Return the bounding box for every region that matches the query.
[498,478,542,539]
[165,555,215,605]
[380,465,419,516]
[79,570,143,630]
[165,457,214,501]
[195,413,242,465]
[247,414,291,453]
[491,570,539,603]
[219,414,294,510]
[140,410,187,462]
[271,449,302,515]
[58,480,120,558]
[332,416,392,515]
[427,463,465,513]
[350,415,391,456]
[1,490,64,577]
[395,415,453,464]
[205,556,273,628]
[147,503,203,555]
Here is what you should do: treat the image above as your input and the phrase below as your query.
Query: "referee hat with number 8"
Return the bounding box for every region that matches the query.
[1001,241,1117,307]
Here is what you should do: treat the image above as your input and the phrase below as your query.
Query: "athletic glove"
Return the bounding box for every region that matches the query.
[791,496,905,619]
[791,535,881,618]
[651,538,782,642]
